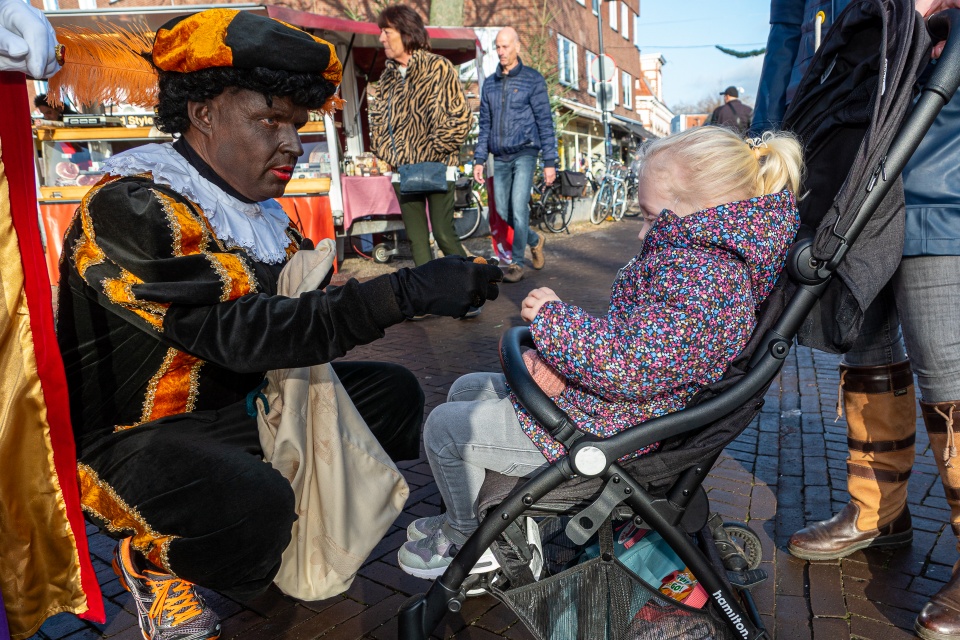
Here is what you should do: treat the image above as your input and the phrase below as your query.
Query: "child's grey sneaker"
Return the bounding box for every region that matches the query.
[397,527,500,579]
[407,514,446,541]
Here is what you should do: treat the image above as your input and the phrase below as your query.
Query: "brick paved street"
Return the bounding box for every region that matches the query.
[27,218,954,640]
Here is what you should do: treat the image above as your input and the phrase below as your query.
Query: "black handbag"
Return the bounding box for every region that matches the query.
[388,91,448,195]
[558,171,588,197]
[397,162,448,194]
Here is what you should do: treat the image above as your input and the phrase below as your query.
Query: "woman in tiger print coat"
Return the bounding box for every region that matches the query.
[371,4,472,266]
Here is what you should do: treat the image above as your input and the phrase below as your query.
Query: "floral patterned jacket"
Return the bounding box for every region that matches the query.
[515,191,799,461]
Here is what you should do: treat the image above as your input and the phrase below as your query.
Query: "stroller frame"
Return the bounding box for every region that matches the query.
[398,11,960,640]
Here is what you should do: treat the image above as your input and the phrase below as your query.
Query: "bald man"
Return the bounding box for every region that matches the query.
[474,27,558,283]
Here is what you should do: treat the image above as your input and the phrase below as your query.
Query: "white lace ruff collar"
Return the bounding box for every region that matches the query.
[102,142,291,264]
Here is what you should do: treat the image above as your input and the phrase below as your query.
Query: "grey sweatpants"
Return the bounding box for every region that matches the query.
[423,372,549,541]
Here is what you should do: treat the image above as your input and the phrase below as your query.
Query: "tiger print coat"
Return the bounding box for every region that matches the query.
[370,49,471,168]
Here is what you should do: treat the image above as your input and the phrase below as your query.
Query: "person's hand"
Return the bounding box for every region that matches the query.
[473,164,485,185]
[521,347,567,397]
[521,286,561,323]
[543,166,557,186]
[390,256,503,318]
[917,0,960,57]
[0,0,60,78]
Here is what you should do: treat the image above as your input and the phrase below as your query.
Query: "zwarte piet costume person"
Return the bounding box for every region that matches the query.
[54,10,502,640]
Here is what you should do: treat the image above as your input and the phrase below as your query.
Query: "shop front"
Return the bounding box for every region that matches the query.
[38,4,480,274]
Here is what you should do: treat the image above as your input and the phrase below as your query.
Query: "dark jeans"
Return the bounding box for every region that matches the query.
[844,256,960,402]
[493,154,539,266]
[78,361,424,600]
[394,182,467,266]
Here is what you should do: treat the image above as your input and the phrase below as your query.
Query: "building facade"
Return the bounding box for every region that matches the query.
[33,0,675,170]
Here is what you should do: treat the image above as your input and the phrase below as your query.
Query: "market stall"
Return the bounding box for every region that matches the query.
[37,4,481,272]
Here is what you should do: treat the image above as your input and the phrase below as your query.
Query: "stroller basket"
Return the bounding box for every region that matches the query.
[494,518,734,640]
[499,557,731,640]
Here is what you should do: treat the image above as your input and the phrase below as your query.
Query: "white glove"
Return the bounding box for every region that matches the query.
[0,0,60,78]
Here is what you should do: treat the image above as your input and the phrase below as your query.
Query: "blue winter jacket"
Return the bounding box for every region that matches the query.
[754,0,960,256]
[474,60,559,167]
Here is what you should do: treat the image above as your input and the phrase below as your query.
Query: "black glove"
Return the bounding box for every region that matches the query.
[389,256,503,318]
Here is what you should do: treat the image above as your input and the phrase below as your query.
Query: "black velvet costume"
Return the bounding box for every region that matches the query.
[57,157,423,599]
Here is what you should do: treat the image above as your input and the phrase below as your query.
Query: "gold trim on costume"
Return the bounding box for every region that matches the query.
[139,348,202,424]
[78,463,177,572]
[206,252,257,301]
[73,179,113,281]
[156,190,210,257]
[101,269,167,330]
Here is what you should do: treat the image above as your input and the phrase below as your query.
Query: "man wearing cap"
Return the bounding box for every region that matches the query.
[54,9,503,640]
[708,86,754,134]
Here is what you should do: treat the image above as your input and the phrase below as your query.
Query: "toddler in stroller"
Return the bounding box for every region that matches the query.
[397,126,803,580]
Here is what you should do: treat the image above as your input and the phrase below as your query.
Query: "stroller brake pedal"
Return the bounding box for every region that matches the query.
[726,568,768,590]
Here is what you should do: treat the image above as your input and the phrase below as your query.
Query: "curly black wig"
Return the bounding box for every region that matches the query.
[155,66,337,134]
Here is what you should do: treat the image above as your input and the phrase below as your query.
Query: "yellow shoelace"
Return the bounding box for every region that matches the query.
[145,573,204,626]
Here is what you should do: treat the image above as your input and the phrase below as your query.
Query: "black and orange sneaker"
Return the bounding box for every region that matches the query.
[112,538,221,640]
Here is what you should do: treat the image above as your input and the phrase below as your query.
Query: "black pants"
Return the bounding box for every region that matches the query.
[78,361,423,600]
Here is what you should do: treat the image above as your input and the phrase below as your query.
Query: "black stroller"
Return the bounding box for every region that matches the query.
[399,3,960,638]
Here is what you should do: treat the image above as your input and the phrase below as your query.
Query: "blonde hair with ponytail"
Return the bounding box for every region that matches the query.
[635,127,803,216]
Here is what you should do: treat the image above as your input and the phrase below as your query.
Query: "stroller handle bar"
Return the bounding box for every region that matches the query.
[927,9,960,102]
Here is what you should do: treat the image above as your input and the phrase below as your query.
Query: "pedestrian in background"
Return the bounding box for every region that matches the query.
[708,86,753,134]
[754,1,960,637]
[370,4,471,267]
[473,27,557,283]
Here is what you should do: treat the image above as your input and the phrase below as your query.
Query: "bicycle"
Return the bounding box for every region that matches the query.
[452,176,483,240]
[579,154,604,199]
[621,164,640,218]
[529,178,572,233]
[590,159,629,224]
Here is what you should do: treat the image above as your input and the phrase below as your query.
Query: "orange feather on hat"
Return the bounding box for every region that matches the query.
[48,25,158,109]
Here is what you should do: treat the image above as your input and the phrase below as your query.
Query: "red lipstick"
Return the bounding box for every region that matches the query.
[271,166,293,181]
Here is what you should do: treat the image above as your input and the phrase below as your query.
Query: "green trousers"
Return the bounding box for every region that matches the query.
[394,181,467,266]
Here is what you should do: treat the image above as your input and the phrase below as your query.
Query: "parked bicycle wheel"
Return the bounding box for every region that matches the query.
[590,181,612,224]
[542,188,572,233]
[454,190,482,240]
[612,181,628,221]
[622,179,640,217]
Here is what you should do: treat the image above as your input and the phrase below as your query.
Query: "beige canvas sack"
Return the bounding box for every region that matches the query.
[256,239,410,600]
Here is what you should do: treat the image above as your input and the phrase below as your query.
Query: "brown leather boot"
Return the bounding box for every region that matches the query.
[917,556,960,639]
[789,361,916,560]
[916,401,960,640]
[530,233,546,270]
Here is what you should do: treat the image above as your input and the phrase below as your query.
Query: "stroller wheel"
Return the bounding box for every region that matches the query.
[722,523,763,570]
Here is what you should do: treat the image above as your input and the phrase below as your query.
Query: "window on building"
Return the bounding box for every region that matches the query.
[621,3,630,40]
[77,0,96,8]
[575,0,586,7]
[558,36,579,88]
[609,1,618,31]
[634,14,642,48]
[592,0,599,15]
[42,0,59,9]
[622,71,632,108]
[586,51,599,96]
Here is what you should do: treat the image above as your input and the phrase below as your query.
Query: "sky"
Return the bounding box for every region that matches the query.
[634,1,772,110]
